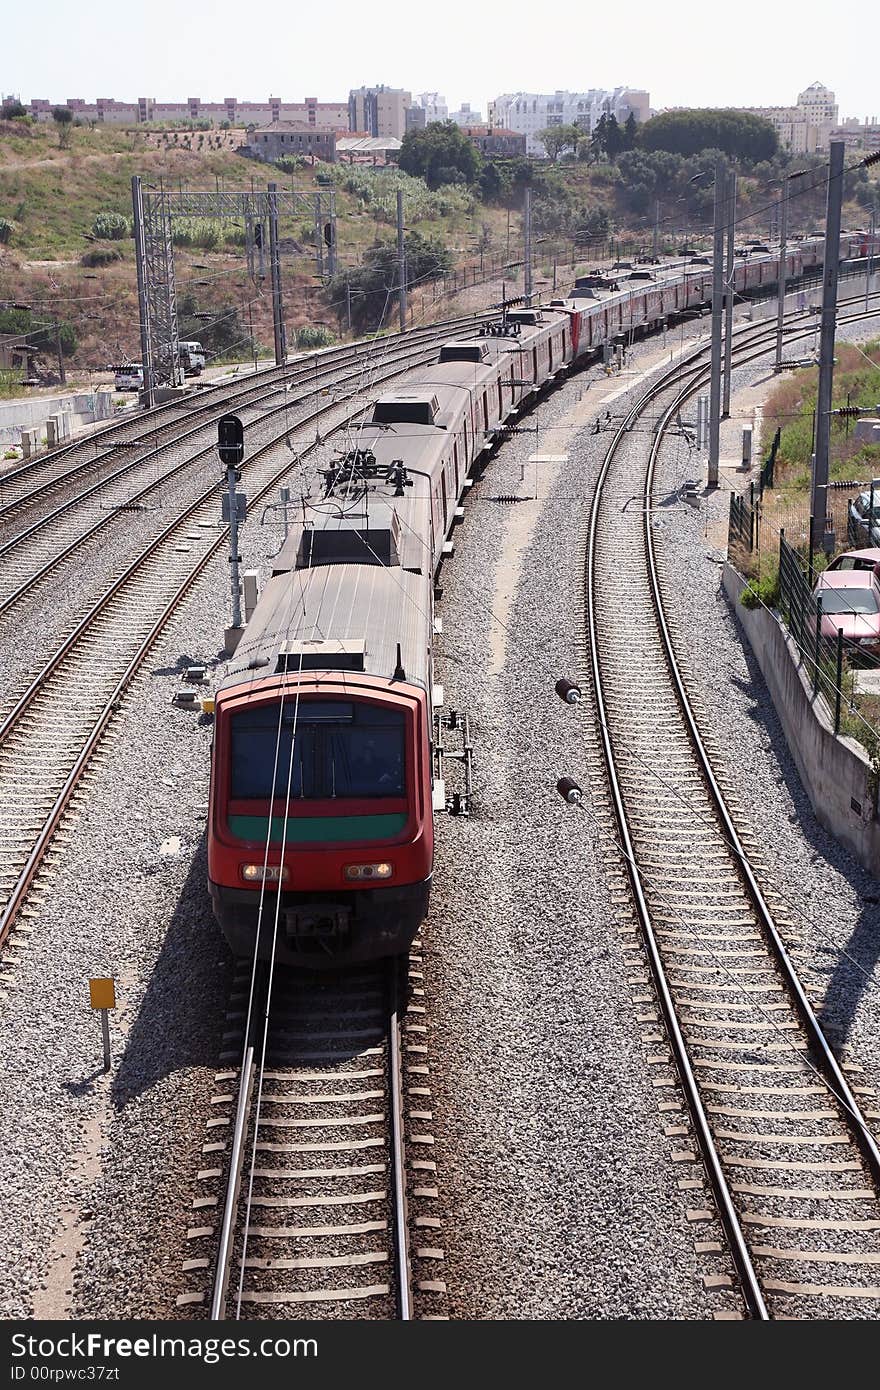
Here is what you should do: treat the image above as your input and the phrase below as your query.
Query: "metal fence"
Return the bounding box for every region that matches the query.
[728,486,759,561]
[777,532,847,732]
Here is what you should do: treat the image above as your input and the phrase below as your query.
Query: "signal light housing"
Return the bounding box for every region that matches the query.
[344,862,393,882]
[241,863,289,883]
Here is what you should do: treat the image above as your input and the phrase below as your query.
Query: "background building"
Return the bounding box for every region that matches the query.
[737,82,839,153]
[348,86,411,140]
[490,88,649,155]
[23,94,348,128]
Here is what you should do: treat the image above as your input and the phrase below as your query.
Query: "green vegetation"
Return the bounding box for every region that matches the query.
[640,109,778,162]
[322,164,475,222]
[295,325,335,350]
[326,231,452,333]
[765,341,880,482]
[740,564,780,609]
[177,292,253,363]
[535,124,585,162]
[51,107,73,148]
[0,305,77,356]
[81,245,123,267]
[0,368,29,398]
[92,210,128,240]
[0,216,13,243]
[398,121,482,189]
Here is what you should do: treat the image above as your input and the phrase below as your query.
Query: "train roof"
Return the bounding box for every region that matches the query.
[217,560,432,694]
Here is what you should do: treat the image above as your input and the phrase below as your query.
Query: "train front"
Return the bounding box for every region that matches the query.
[209,667,433,965]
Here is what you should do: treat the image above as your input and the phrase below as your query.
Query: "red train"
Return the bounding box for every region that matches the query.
[207,230,879,966]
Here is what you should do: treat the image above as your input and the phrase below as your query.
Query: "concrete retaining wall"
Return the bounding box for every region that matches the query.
[723,563,880,876]
[0,391,114,446]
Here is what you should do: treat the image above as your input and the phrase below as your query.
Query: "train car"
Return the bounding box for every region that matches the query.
[207,309,571,966]
[207,226,879,965]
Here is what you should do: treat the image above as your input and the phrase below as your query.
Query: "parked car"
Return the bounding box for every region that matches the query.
[113,363,143,392]
[826,547,880,574]
[847,485,880,547]
[812,569,880,658]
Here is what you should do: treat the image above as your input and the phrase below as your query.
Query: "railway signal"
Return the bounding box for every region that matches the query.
[218,416,246,646]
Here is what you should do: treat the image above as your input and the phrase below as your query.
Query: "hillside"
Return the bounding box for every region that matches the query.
[0,122,518,372]
[1,120,876,376]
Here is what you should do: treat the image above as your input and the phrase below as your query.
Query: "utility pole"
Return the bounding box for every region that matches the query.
[708,162,725,487]
[328,190,338,276]
[652,199,660,260]
[267,182,284,365]
[314,195,324,281]
[867,207,876,315]
[524,187,533,304]
[54,319,66,385]
[722,171,736,417]
[131,175,154,408]
[811,140,845,555]
[396,189,406,333]
[775,174,790,372]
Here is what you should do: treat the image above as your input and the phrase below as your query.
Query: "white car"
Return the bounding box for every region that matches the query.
[113,363,144,391]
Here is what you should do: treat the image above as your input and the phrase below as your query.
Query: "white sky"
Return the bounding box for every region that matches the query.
[3,0,875,121]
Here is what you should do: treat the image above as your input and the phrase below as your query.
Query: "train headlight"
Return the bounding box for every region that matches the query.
[344,862,394,882]
[241,863,290,883]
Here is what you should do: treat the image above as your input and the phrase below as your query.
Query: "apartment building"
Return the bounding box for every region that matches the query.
[490,88,650,155]
[348,86,412,140]
[24,94,348,128]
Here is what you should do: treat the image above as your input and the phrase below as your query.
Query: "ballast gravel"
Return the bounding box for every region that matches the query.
[6,301,874,1320]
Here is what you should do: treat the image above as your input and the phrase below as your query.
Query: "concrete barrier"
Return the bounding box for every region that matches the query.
[723,563,880,876]
[0,391,114,446]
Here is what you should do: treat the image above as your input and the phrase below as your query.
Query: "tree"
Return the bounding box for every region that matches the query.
[535,123,582,162]
[624,113,638,150]
[325,231,452,333]
[0,218,14,245]
[640,109,777,163]
[590,114,609,162]
[605,115,624,160]
[0,306,76,356]
[398,121,482,189]
[51,106,73,148]
[1,99,26,120]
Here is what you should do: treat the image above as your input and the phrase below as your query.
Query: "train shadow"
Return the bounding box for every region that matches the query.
[108,831,235,1108]
[719,581,880,1050]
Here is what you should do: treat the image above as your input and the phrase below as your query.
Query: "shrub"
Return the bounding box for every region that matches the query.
[296,325,335,350]
[92,211,129,240]
[81,246,123,267]
[0,100,26,119]
[0,217,14,245]
[740,569,780,610]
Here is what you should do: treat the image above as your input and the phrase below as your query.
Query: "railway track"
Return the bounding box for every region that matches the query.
[205,957,424,1320]
[584,302,880,1317]
[196,945,444,1323]
[0,308,495,519]
[0,327,493,955]
[0,321,496,625]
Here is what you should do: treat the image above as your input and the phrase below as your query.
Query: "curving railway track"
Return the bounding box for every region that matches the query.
[583,300,880,1317]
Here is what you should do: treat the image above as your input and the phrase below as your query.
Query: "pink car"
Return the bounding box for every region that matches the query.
[813,569,880,657]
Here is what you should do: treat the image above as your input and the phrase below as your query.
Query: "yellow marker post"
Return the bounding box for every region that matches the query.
[89,978,116,1072]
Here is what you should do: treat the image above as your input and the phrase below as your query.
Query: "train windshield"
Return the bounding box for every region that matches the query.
[230,701,405,800]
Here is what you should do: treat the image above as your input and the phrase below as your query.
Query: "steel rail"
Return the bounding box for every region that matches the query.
[388,962,413,1319]
[643,337,880,1190]
[0,342,474,948]
[210,1047,255,1321]
[585,359,771,1320]
[586,294,880,1318]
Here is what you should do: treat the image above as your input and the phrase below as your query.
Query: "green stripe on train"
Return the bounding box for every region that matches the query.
[228,813,408,844]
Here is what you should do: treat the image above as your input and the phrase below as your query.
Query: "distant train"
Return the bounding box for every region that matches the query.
[207,229,879,967]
